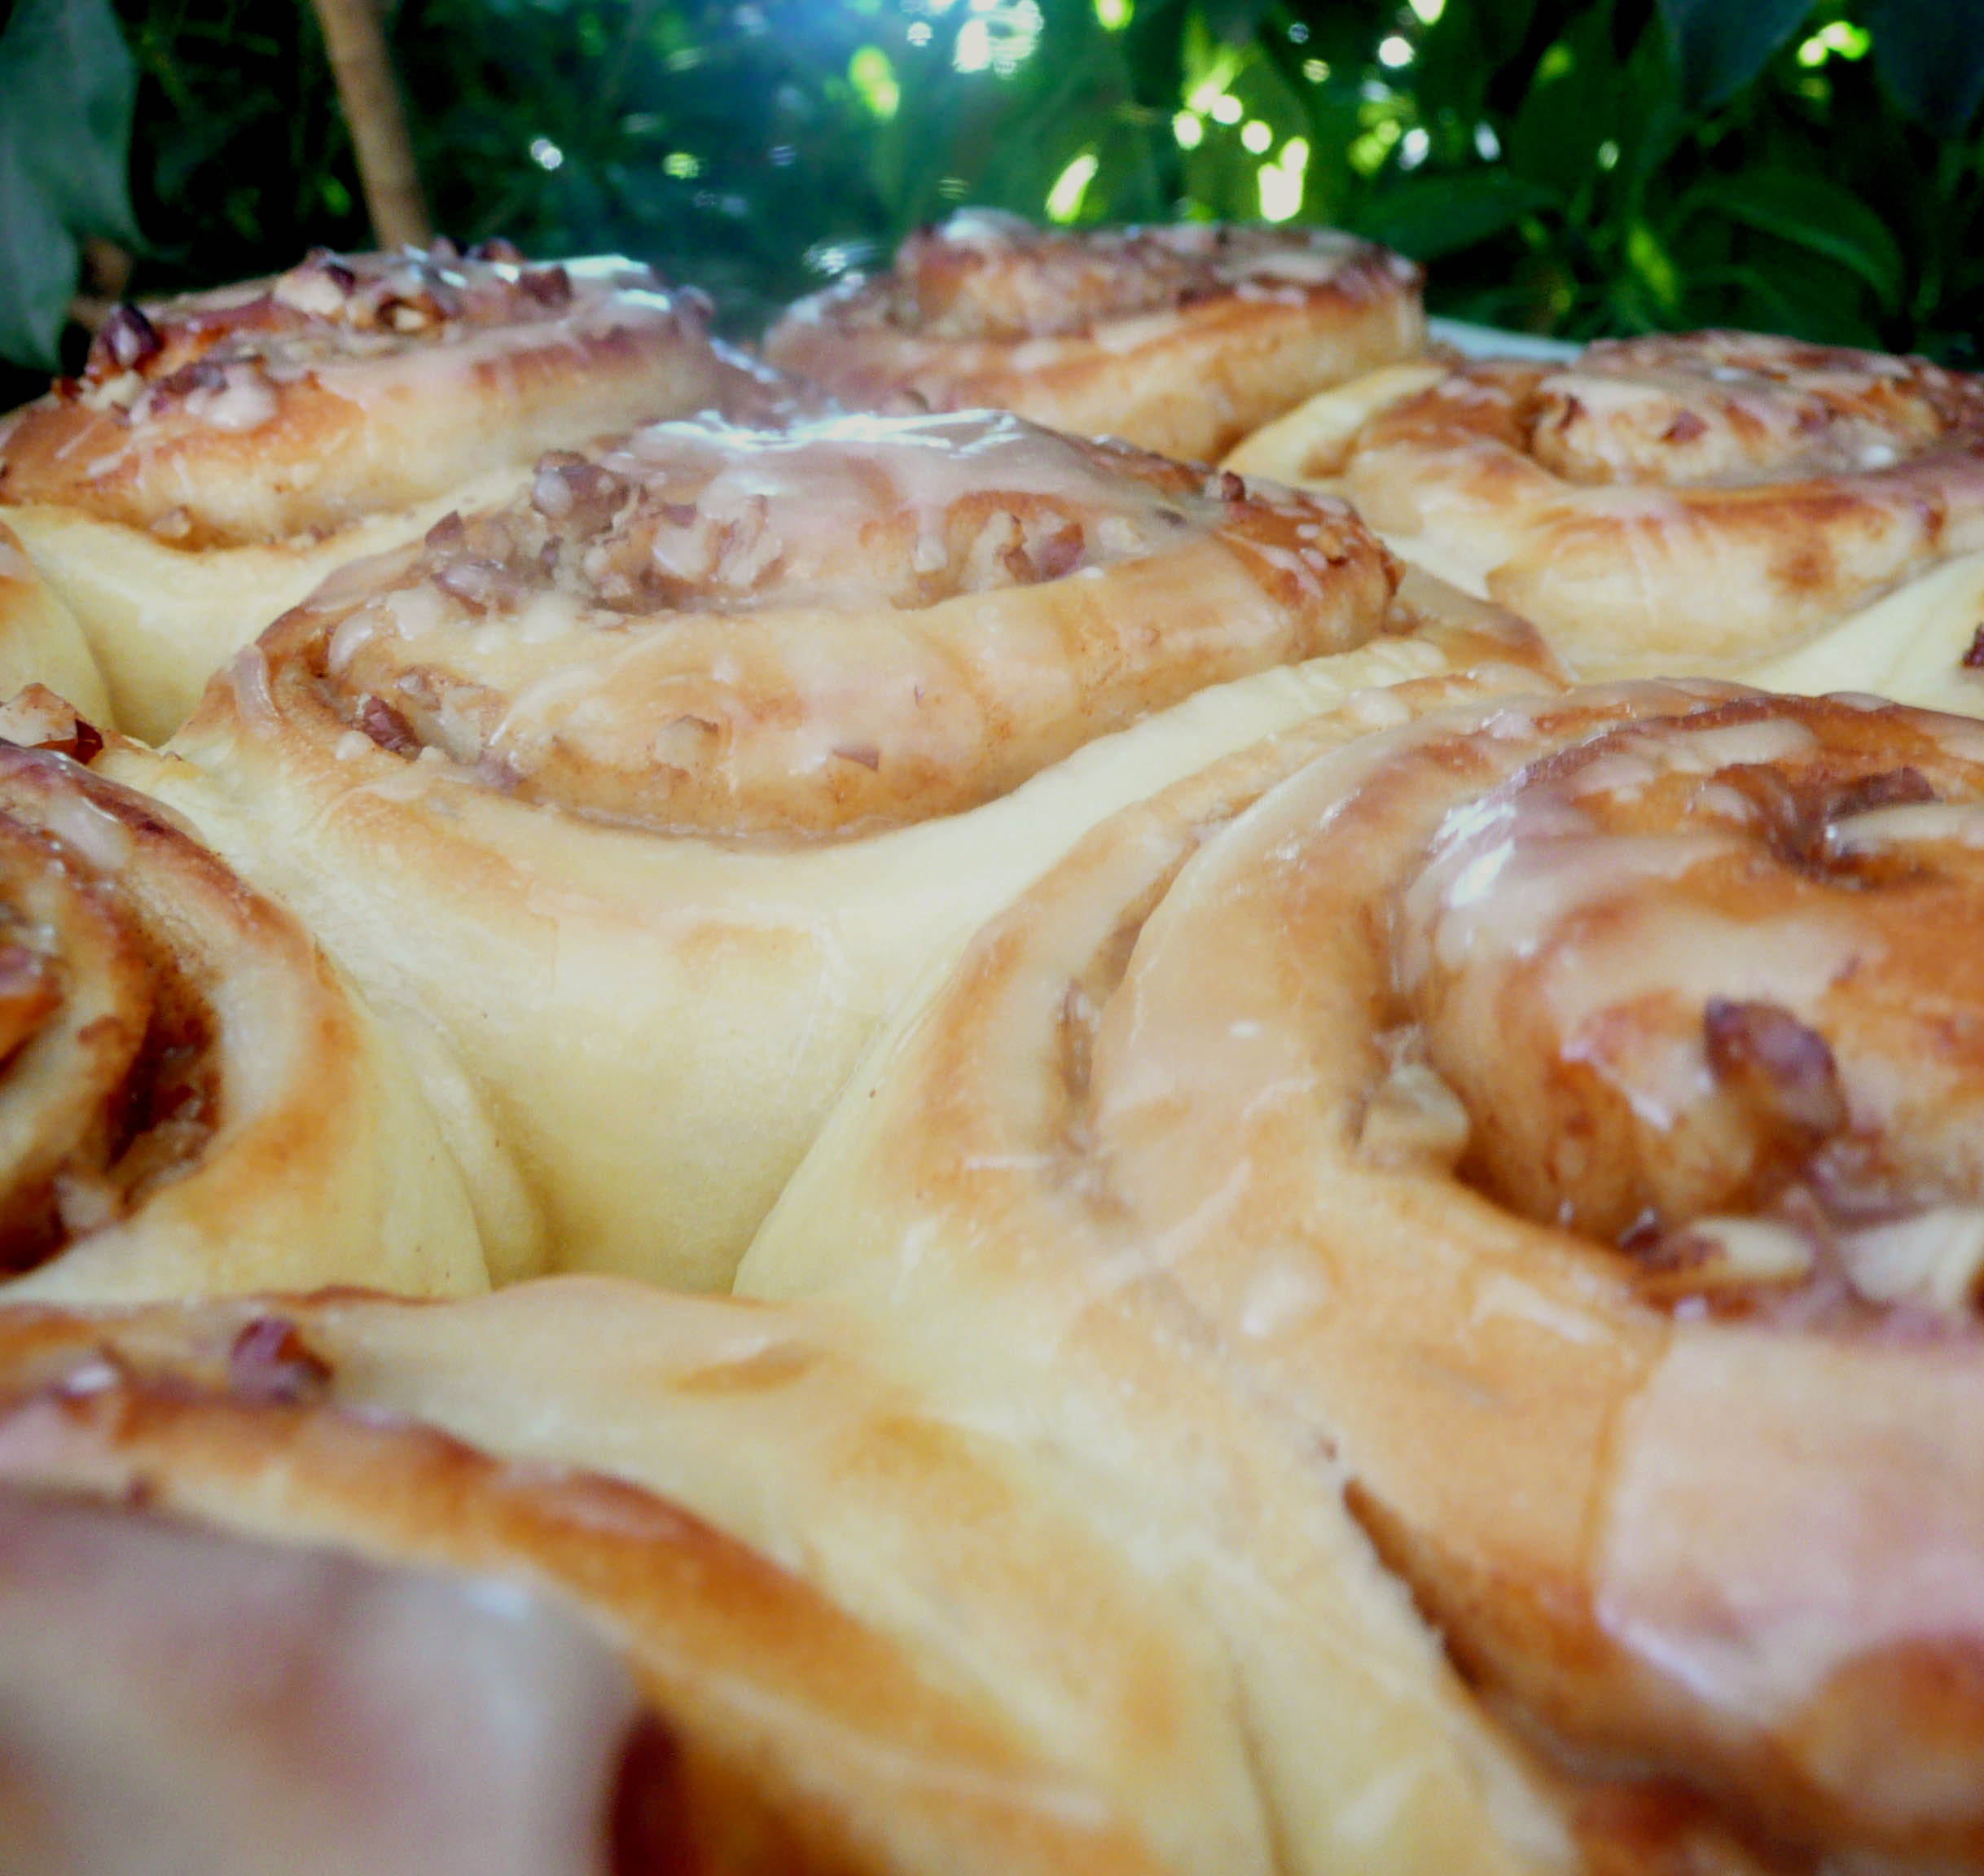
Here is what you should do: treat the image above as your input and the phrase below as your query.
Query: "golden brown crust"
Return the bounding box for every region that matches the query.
[765,213,1426,463]
[742,679,1984,1871]
[270,410,1401,837]
[0,1289,1191,1876]
[0,242,780,550]
[1326,332,1984,673]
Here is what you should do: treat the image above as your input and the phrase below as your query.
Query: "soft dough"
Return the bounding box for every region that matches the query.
[0,522,112,727]
[105,406,1555,1286]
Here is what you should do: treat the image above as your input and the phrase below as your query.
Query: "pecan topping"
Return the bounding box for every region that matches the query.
[519,264,573,309]
[0,686,105,763]
[1719,761,1938,874]
[1824,765,1936,822]
[1704,997,1849,1150]
[298,246,358,293]
[530,454,630,537]
[91,305,163,375]
[356,695,422,757]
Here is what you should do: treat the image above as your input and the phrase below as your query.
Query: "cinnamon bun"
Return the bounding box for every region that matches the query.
[0,240,785,739]
[0,687,505,1300]
[103,407,1554,1286]
[0,1277,1304,1875]
[744,680,1984,1871]
[764,210,1426,465]
[1227,331,1984,680]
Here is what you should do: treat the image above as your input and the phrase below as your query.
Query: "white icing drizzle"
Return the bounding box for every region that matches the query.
[1239,1247,1332,1338]
[609,410,1204,584]
[1844,1207,1984,1314]
[1826,800,1984,855]
[34,790,134,875]
[1526,332,1977,488]
[178,367,280,435]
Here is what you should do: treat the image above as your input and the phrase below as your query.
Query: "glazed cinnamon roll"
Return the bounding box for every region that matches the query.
[744,682,1984,1872]
[0,1277,1301,1875]
[764,210,1426,465]
[0,239,785,739]
[0,687,503,1300]
[1227,331,1984,680]
[104,406,1552,1286]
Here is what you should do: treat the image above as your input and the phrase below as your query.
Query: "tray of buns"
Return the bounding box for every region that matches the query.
[0,212,1980,1875]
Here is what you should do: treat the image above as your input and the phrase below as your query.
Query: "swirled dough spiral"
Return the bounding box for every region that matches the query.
[0,688,498,1300]
[106,407,1552,1286]
[0,240,787,739]
[744,680,1984,1872]
[765,210,1426,464]
[1227,331,1984,682]
[0,1278,1322,1874]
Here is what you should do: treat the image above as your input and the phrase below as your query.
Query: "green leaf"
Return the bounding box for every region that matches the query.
[1656,0,1815,108]
[1353,170,1555,260]
[1865,0,1984,137]
[0,0,139,243]
[1714,239,1884,345]
[0,0,140,366]
[1624,217,1680,319]
[1505,7,1625,200]
[1473,0,1540,68]
[1697,167,1906,310]
[1197,0,1275,50]
[1613,13,1686,186]
[0,128,79,369]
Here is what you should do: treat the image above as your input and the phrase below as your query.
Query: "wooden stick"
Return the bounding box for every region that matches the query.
[309,0,432,248]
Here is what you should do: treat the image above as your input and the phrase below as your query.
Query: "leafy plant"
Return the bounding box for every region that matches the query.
[1332,0,1984,356]
[0,0,138,366]
[2,0,1983,379]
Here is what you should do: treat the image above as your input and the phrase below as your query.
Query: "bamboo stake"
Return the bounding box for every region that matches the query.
[309,0,432,248]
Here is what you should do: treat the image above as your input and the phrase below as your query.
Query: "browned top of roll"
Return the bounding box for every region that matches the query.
[0,1294,1165,1876]
[788,213,1407,343]
[0,241,786,548]
[240,407,1400,838]
[1342,331,1984,666]
[1372,331,1984,482]
[765,211,1424,462]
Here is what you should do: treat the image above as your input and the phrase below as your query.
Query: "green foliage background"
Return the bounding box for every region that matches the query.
[2,0,1983,401]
